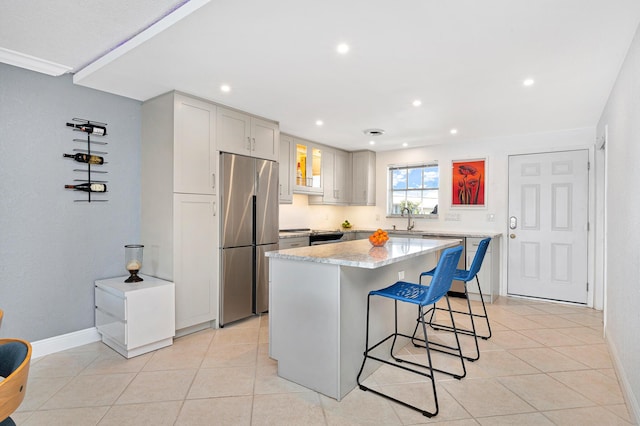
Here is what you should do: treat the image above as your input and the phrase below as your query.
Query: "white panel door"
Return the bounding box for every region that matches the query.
[507,150,589,303]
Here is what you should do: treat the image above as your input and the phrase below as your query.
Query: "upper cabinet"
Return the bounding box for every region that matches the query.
[351,150,376,206]
[293,138,323,194]
[216,107,279,161]
[279,134,294,204]
[309,146,350,205]
[173,94,217,195]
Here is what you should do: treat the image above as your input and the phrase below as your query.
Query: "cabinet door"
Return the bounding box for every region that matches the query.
[352,151,376,205]
[173,193,218,330]
[333,149,351,204]
[322,148,337,203]
[251,117,279,161]
[293,140,323,194]
[465,238,492,300]
[217,107,251,156]
[279,134,294,204]
[174,95,217,194]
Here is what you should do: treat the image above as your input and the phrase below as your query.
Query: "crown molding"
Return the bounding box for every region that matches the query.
[0,47,72,76]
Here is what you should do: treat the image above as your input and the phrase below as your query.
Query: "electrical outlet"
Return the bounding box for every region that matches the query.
[445,213,460,221]
[375,214,380,221]
[487,213,496,222]
[398,271,405,280]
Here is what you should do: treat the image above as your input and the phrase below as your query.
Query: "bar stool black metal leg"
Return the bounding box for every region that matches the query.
[473,276,493,340]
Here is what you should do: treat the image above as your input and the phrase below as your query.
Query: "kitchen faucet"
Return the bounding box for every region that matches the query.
[400,207,415,231]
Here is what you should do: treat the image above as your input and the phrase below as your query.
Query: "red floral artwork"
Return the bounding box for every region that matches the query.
[452,160,485,206]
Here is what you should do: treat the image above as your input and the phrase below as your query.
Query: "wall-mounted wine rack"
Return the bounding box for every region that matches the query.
[64,118,108,202]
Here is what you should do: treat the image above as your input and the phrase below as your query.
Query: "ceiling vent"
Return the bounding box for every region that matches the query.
[363,128,385,137]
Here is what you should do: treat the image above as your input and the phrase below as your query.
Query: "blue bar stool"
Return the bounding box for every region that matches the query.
[412,237,492,362]
[356,245,465,418]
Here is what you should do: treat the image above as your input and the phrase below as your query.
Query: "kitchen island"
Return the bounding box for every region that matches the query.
[266,237,460,400]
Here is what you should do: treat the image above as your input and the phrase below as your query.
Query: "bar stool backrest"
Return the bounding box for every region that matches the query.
[463,238,491,281]
[422,245,463,306]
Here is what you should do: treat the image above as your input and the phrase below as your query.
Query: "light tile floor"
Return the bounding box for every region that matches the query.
[13,296,636,425]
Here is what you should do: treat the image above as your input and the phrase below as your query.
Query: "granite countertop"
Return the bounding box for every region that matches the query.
[278,229,502,239]
[266,237,461,269]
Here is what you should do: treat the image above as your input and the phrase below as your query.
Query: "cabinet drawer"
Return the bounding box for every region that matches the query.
[279,237,309,249]
[96,308,126,345]
[95,287,126,320]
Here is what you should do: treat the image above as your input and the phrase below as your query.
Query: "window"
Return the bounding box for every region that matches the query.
[388,162,439,216]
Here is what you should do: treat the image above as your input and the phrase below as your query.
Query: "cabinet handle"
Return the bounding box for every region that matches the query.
[246,136,251,151]
[211,173,216,191]
[252,137,256,151]
[212,201,217,216]
[279,184,282,195]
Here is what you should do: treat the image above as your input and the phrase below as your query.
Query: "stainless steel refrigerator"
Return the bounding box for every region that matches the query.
[219,153,279,326]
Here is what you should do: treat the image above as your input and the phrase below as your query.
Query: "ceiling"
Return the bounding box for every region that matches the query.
[2,0,640,151]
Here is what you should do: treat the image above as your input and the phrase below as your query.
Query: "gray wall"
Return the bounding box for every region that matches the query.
[597,24,640,420]
[0,63,141,341]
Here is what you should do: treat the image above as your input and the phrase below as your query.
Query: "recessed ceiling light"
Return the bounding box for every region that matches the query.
[316,120,324,126]
[369,140,375,145]
[337,43,350,54]
[402,142,408,147]
[450,128,458,135]
[220,84,231,92]
[523,78,535,87]
[412,99,422,107]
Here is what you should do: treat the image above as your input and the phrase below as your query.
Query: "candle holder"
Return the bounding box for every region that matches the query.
[124,244,144,283]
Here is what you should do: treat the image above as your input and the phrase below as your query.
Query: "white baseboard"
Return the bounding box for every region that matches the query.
[606,335,639,424]
[31,327,101,359]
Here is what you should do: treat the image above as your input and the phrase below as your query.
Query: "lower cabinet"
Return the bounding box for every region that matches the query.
[466,237,497,302]
[95,275,175,358]
[278,236,309,249]
[173,193,219,331]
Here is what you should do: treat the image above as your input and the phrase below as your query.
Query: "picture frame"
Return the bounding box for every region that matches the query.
[451,158,486,207]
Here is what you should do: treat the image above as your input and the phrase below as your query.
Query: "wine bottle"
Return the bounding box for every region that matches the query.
[63,153,104,165]
[66,122,107,136]
[296,162,303,186]
[64,183,107,192]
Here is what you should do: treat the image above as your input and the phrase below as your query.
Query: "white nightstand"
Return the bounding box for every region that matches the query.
[95,274,175,358]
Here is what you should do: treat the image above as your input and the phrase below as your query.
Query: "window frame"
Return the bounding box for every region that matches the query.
[387,161,439,218]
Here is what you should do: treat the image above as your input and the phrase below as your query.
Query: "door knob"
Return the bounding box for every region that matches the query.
[510,233,516,239]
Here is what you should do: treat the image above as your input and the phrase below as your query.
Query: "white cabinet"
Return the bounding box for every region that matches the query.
[173,194,218,330]
[279,134,294,204]
[95,275,175,358]
[309,147,351,205]
[466,237,498,302]
[293,138,323,194]
[141,91,219,335]
[217,107,279,161]
[351,150,376,206]
[173,94,217,195]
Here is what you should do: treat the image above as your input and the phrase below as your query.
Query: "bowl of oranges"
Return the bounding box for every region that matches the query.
[368,229,389,247]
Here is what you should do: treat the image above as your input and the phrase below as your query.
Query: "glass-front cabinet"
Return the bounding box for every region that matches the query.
[294,139,322,194]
